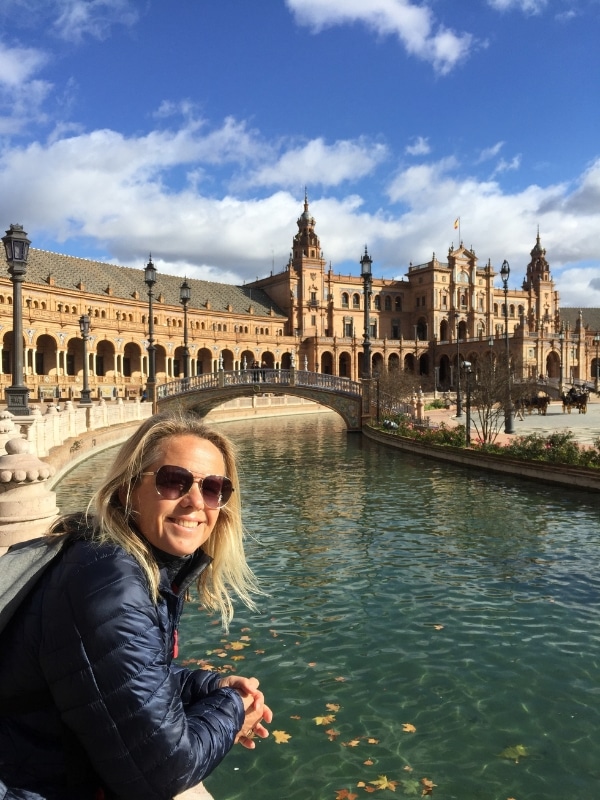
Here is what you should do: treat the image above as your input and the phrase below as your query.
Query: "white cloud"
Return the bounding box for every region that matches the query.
[477,142,504,163]
[487,0,548,12]
[240,138,388,189]
[405,136,430,156]
[0,43,47,88]
[52,0,139,42]
[285,0,474,74]
[0,119,598,304]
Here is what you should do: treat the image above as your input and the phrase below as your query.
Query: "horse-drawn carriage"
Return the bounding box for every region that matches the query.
[515,393,551,417]
[561,387,589,414]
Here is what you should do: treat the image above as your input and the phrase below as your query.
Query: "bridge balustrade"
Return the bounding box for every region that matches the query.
[156,369,362,401]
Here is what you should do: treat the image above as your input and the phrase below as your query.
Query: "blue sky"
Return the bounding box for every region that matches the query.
[0,0,599,307]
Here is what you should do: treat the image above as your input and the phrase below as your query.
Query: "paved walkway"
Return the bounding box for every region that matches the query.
[424,395,600,447]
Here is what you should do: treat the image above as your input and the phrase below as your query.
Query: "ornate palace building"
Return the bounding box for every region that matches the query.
[0,197,599,405]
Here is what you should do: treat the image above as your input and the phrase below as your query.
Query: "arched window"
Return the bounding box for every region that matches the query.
[384,295,391,311]
[374,295,381,310]
[341,292,349,308]
[352,293,360,308]
[395,297,402,311]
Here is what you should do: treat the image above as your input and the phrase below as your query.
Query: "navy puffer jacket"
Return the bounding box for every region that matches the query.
[0,536,245,800]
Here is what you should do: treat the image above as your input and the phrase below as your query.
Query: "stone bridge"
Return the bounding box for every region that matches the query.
[156,369,370,431]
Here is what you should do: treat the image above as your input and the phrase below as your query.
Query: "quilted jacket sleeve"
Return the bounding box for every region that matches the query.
[39,541,244,800]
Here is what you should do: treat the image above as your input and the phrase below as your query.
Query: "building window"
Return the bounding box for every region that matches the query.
[385,295,391,311]
[374,295,381,310]
[311,315,317,326]
[395,297,402,311]
[344,322,353,337]
[341,292,349,308]
[392,324,399,339]
[66,354,75,376]
[352,294,360,308]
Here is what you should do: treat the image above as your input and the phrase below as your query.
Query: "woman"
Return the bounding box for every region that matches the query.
[0,411,272,800]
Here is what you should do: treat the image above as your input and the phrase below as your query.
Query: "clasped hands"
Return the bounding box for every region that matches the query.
[219,675,273,749]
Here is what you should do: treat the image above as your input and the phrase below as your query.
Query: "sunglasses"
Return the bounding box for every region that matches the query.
[141,465,234,509]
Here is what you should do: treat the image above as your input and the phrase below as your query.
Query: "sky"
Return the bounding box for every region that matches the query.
[0,0,599,308]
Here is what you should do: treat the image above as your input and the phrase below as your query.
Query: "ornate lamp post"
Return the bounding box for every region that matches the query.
[594,331,600,392]
[360,246,373,379]
[463,360,473,446]
[500,259,514,434]
[454,312,462,417]
[558,325,565,394]
[144,256,157,404]
[2,224,31,415]
[179,277,191,379]
[78,312,92,405]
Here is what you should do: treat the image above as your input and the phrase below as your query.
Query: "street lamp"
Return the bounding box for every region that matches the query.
[144,255,157,404]
[594,331,600,392]
[78,312,92,405]
[463,360,473,446]
[179,277,191,380]
[454,312,462,417]
[500,259,514,434]
[2,224,31,415]
[558,325,565,395]
[360,246,373,379]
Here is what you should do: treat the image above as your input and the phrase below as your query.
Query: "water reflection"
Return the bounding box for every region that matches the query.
[55,413,600,800]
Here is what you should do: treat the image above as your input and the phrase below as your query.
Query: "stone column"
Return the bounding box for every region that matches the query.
[0,437,58,554]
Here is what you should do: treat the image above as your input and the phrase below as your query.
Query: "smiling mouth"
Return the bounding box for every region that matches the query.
[170,518,201,529]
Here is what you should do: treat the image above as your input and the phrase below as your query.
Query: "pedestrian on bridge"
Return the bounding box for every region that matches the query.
[0,411,272,800]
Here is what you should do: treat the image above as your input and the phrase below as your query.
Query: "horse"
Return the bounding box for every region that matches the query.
[561,388,589,414]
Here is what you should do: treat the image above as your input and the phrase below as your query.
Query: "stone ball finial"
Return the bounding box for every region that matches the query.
[0,437,54,484]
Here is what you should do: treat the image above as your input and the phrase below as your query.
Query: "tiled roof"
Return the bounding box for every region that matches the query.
[21,249,286,318]
[560,307,600,332]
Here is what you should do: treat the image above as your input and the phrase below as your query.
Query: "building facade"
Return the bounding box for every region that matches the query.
[0,199,599,406]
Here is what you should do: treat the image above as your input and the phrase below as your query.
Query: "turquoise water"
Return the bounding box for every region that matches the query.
[55,415,600,800]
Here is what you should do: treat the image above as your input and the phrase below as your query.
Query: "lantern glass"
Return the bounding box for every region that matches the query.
[144,258,157,287]
[180,279,191,303]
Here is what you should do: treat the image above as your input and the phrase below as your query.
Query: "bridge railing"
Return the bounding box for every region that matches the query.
[156,369,362,400]
[294,371,361,395]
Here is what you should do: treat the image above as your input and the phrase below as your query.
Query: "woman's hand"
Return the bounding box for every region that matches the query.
[219,675,273,749]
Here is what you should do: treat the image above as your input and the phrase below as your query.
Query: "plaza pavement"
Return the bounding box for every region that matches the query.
[424,394,600,447]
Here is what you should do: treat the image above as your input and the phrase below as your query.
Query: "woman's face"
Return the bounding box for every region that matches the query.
[129,434,226,556]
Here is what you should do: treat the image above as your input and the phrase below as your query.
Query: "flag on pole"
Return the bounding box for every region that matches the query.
[454,217,460,229]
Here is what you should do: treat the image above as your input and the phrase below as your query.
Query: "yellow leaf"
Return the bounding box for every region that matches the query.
[364,758,374,766]
[403,722,417,733]
[367,737,379,744]
[370,775,398,791]
[229,641,248,650]
[272,730,291,744]
[343,739,361,747]
[326,703,341,712]
[420,777,437,795]
[313,714,336,725]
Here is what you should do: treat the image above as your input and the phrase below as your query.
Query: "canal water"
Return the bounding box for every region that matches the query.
[55,414,600,800]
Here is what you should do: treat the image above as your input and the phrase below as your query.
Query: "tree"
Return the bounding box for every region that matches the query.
[468,359,510,444]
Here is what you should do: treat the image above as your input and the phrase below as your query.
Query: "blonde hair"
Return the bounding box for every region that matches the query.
[59,411,259,629]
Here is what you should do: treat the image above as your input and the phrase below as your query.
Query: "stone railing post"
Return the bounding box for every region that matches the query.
[0,437,58,554]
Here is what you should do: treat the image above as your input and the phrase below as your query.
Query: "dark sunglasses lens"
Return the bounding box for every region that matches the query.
[202,475,233,508]
[155,465,193,499]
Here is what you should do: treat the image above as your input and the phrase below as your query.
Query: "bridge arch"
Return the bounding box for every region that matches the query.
[156,370,365,431]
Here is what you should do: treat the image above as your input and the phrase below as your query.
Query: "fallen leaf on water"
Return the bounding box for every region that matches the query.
[420,777,437,795]
[370,775,399,791]
[403,723,417,733]
[272,730,291,744]
[313,714,336,726]
[499,744,529,763]
[326,703,341,712]
[335,790,358,800]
